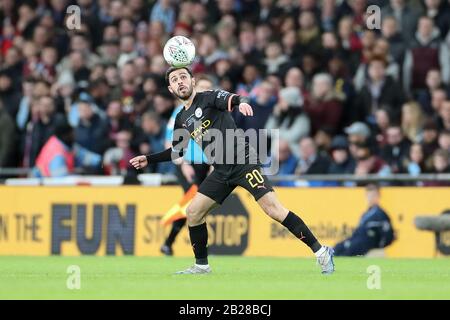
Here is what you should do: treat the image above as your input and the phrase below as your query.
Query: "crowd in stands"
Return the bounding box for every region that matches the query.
[0,0,449,185]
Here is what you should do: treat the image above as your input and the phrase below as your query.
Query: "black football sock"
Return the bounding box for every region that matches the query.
[188,222,209,265]
[282,211,322,253]
[165,218,187,247]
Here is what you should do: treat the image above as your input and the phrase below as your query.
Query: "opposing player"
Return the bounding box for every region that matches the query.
[130,67,335,274]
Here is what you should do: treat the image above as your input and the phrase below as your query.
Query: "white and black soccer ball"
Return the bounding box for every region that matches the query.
[163,36,196,68]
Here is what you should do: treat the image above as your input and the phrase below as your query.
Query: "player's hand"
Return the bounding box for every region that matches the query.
[238,103,253,116]
[129,155,148,170]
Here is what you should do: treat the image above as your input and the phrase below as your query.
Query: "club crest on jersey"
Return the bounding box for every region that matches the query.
[195,107,202,118]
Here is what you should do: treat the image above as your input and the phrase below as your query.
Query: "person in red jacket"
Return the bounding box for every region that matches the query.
[304,73,343,135]
[32,121,101,177]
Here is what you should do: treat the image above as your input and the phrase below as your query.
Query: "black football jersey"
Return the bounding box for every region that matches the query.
[171,90,259,174]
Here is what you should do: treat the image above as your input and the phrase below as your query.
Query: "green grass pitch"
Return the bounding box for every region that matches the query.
[0,256,449,299]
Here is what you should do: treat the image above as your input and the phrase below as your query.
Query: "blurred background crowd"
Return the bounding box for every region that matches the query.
[0,0,449,185]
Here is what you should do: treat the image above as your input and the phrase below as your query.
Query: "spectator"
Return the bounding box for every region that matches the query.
[402,143,425,176]
[252,0,282,25]
[197,33,227,72]
[304,73,343,135]
[16,76,36,131]
[150,0,175,34]
[328,135,356,174]
[104,64,121,89]
[274,139,298,176]
[403,16,450,94]
[120,62,139,113]
[98,39,120,64]
[215,18,238,52]
[263,42,289,74]
[430,87,448,116]
[423,0,450,38]
[353,38,400,91]
[152,91,176,121]
[421,120,440,163]
[345,121,372,158]
[88,77,111,110]
[57,32,101,72]
[284,67,308,98]
[354,142,391,176]
[381,16,407,66]
[117,35,138,68]
[327,55,356,129]
[321,0,336,31]
[28,96,66,167]
[281,29,301,61]
[0,69,21,118]
[380,125,412,173]
[355,30,378,87]
[22,41,40,80]
[103,130,136,175]
[381,0,420,43]
[295,137,331,175]
[321,31,344,66]
[416,69,447,115]
[66,50,91,83]
[438,130,450,152]
[314,127,334,154]
[236,80,276,132]
[401,101,424,143]
[374,108,391,148]
[432,149,450,173]
[297,10,322,55]
[236,25,257,60]
[336,16,361,74]
[372,38,401,82]
[32,120,101,177]
[106,99,132,147]
[301,53,321,91]
[265,86,310,155]
[75,100,109,155]
[35,46,58,84]
[0,100,16,167]
[236,63,262,97]
[424,149,450,186]
[16,2,39,40]
[139,111,173,174]
[436,100,450,131]
[334,184,395,256]
[254,23,274,57]
[354,55,404,124]
[346,0,369,30]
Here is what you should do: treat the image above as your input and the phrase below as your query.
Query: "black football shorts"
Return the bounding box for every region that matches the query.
[198,164,274,204]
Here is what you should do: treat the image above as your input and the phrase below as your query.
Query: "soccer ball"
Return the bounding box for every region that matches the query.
[163,36,196,68]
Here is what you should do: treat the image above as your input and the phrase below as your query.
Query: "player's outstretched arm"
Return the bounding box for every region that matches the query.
[129,148,183,170]
[210,90,253,115]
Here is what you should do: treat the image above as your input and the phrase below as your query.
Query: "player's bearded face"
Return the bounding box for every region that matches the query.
[175,80,193,100]
[169,72,194,100]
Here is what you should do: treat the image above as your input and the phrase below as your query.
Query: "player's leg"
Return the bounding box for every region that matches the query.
[257,191,320,249]
[162,163,211,255]
[161,164,192,255]
[237,166,335,274]
[161,219,186,255]
[176,171,234,274]
[257,192,334,274]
